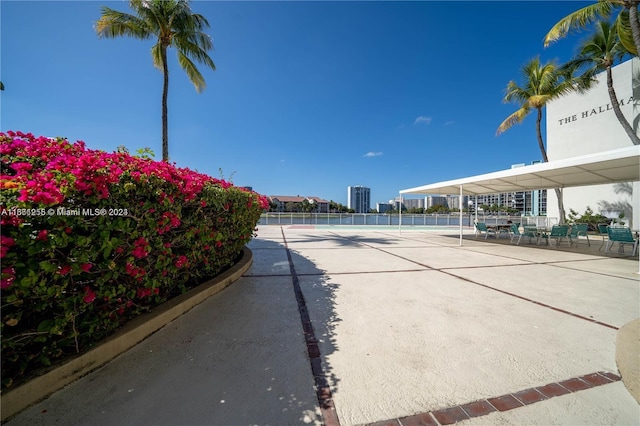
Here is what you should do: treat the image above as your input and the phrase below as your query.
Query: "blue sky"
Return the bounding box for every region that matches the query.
[2,1,593,206]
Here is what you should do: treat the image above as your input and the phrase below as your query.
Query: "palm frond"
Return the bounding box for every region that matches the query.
[174,37,216,71]
[544,1,615,46]
[615,10,638,55]
[503,80,530,104]
[496,107,530,135]
[177,51,206,92]
[569,20,627,73]
[151,42,164,71]
[95,6,151,40]
[190,13,211,30]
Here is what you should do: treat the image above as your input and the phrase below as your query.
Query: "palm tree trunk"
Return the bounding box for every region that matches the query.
[161,44,170,161]
[627,1,640,56]
[555,188,566,225]
[606,65,640,145]
[535,108,549,162]
[536,108,566,223]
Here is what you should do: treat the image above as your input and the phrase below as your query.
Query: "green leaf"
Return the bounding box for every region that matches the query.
[37,319,54,333]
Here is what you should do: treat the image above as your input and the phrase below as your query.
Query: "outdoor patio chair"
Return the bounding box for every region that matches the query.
[569,223,590,246]
[597,223,609,251]
[474,222,495,239]
[512,224,538,245]
[605,227,638,256]
[545,225,570,248]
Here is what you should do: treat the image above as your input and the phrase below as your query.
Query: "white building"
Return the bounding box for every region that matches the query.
[546,58,639,228]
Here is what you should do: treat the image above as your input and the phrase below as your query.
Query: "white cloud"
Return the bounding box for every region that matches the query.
[414,116,432,125]
[364,151,383,157]
[444,121,454,126]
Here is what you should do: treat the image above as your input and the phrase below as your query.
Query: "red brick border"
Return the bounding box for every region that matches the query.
[284,231,624,425]
[365,371,621,425]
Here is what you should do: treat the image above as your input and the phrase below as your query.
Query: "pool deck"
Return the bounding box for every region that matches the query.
[5,226,639,425]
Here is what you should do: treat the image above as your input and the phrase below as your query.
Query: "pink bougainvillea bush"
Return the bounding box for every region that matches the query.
[0,131,268,389]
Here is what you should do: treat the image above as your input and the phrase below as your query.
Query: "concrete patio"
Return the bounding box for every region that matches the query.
[5,226,639,425]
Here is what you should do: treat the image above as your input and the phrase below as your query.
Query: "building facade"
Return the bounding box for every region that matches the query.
[425,196,447,209]
[470,190,546,215]
[348,185,371,213]
[376,202,394,213]
[546,57,639,228]
[268,195,330,213]
[403,198,425,210]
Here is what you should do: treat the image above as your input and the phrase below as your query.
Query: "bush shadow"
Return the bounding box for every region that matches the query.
[6,237,339,426]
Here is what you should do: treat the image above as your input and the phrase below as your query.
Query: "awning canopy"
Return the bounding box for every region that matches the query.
[400,146,640,196]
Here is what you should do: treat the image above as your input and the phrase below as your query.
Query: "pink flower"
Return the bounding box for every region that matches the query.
[132,246,148,259]
[1,266,16,289]
[131,237,150,258]
[83,286,96,303]
[1,235,15,247]
[9,162,33,173]
[81,263,92,272]
[136,287,159,298]
[125,263,146,280]
[175,255,188,268]
[36,230,48,241]
[137,288,151,298]
[58,265,72,275]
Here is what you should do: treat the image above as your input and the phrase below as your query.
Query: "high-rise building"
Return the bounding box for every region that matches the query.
[466,161,546,215]
[347,185,371,213]
[425,196,447,209]
[402,198,425,210]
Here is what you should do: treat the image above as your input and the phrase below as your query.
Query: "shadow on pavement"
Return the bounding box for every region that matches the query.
[280,231,401,248]
[247,236,341,424]
[6,238,338,426]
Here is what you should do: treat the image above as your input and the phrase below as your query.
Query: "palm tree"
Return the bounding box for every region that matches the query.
[544,1,640,56]
[497,57,591,223]
[96,0,216,162]
[563,21,640,145]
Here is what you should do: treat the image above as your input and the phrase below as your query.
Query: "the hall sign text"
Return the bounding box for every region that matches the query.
[557,96,634,126]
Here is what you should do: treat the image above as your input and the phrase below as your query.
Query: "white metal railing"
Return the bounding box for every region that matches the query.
[258,213,556,227]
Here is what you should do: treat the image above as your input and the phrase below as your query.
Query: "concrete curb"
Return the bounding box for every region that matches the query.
[616,318,640,404]
[0,248,253,422]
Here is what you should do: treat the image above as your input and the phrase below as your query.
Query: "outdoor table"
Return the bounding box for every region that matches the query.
[486,224,512,239]
[536,227,551,245]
